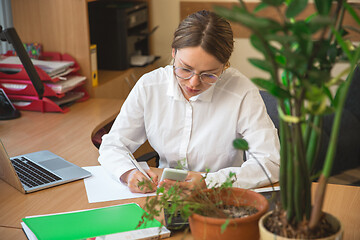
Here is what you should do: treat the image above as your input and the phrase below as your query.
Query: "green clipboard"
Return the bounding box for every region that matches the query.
[22,203,167,240]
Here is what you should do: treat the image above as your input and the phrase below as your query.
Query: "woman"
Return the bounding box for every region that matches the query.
[98,10,280,193]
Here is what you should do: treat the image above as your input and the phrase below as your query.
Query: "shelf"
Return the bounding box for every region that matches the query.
[98,69,134,86]
[11,0,154,98]
[94,59,160,99]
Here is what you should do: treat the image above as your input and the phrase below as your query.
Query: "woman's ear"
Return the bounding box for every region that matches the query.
[172,48,176,58]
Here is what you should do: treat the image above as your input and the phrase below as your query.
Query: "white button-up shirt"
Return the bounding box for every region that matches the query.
[98,66,280,188]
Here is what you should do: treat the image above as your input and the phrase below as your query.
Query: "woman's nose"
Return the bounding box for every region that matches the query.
[189,73,201,86]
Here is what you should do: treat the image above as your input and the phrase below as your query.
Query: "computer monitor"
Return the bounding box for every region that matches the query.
[0,25,44,99]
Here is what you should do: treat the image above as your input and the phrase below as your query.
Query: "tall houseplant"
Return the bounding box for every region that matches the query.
[215,0,360,238]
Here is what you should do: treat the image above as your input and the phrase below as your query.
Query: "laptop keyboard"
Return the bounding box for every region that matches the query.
[11,157,62,188]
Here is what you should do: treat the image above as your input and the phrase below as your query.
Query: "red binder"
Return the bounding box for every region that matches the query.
[8,86,89,113]
[0,52,87,113]
[0,79,65,98]
[8,95,70,113]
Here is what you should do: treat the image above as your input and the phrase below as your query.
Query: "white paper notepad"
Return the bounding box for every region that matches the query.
[83,164,157,203]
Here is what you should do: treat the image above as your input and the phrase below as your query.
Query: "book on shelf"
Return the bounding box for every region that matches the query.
[21,203,171,240]
[46,75,86,94]
[0,75,86,96]
[0,56,74,77]
[48,91,85,106]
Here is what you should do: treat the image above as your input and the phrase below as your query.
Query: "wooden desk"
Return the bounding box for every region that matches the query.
[0,99,359,240]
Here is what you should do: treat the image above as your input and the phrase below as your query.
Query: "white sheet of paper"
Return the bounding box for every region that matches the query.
[83,164,156,203]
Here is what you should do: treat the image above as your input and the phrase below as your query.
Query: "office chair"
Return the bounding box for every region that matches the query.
[318,65,360,175]
[91,117,160,167]
[260,90,279,131]
[259,65,360,176]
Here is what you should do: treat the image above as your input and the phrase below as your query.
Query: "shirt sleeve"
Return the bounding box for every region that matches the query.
[98,79,147,183]
[205,89,280,189]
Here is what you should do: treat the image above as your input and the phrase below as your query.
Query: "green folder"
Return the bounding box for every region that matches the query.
[22,203,169,240]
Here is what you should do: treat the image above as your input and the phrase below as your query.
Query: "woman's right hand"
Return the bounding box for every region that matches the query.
[159,171,207,196]
[121,168,158,193]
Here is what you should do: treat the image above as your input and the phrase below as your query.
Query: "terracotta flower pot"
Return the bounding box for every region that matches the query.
[188,187,269,240]
[259,211,344,240]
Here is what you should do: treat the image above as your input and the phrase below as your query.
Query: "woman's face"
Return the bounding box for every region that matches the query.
[172,46,224,100]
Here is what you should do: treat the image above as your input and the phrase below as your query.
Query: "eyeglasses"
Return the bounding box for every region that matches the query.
[172,59,222,85]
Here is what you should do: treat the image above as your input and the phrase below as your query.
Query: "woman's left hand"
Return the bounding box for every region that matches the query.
[160,171,207,194]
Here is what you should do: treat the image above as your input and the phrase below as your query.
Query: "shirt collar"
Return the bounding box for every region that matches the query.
[167,71,184,101]
[166,66,216,102]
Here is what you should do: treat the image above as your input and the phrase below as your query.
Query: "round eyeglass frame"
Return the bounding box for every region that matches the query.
[172,64,222,86]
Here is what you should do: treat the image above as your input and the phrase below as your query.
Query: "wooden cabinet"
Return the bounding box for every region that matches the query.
[11,0,155,99]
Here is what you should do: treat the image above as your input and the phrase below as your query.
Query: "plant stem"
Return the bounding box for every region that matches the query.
[306,115,322,174]
[279,119,288,209]
[238,0,248,12]
[293,144,302,222]
[286,124,295,221]
[310,47,360,228]
[303,115,314,150]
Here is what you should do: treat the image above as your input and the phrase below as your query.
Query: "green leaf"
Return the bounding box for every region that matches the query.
[281,49,308,74]
[307,69,331,85]
[284,98,291,114]
[254,2,269,13]
[333,81,346,108]
[292,20,312,35]
[233,138,249,150]
[221,219,230,233]
[276,55,287,66]
[323,86,334,106]
[265,34,298,45]
[281,70,292,87]
[251,78,291,99]
[250,35,266,55]
[308,15,333,33]
[250,35,279,57]
[305,13,318,23]
[303,83,326,101]
[286,0,308,18]
[248,58,273,73]
[314,0,332,16]
[332,27,353,62]
[344,2,360,25]
[214,5,281,31]
[156,187,165,194]
[327,43,338,63]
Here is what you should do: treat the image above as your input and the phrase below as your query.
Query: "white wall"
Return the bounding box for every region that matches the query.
[230,39,267,79]
[151,0,267,79]
[151,0,180,66]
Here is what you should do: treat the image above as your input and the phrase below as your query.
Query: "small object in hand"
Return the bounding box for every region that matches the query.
[160,168,188,182]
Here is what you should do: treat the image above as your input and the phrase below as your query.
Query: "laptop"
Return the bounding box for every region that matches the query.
[0,139,91,193]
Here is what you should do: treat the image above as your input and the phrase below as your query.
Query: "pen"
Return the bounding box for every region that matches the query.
[127,152,153,182]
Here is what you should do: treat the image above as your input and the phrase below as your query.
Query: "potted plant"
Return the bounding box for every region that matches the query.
[214,0,360,239]
[138,173,270,240]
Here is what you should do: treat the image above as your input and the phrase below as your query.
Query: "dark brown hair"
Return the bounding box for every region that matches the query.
[172,10,234,64]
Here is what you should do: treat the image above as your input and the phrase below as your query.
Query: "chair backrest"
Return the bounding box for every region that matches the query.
[318,65,360,175]
[91,117,160,167]
[91,120,115,149]
[260,90,279,131]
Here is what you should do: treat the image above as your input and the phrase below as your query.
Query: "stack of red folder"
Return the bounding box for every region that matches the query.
[0,52,88,113]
